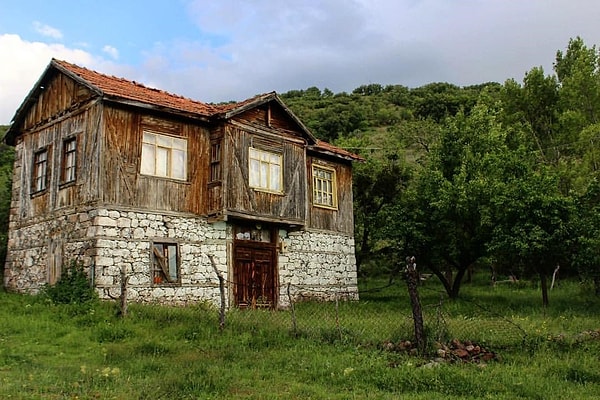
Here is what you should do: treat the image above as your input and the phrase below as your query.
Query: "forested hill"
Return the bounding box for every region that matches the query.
[280,81,500,143]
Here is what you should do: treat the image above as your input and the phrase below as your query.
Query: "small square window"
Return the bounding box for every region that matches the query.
[151,242,180,285]
[32,148,48,193]
[312,165,337,209]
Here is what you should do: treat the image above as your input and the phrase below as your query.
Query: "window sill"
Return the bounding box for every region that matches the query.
[251,187,285,196]
[30,189,48,198]
[59,180,77,190]
[313,204,338,211]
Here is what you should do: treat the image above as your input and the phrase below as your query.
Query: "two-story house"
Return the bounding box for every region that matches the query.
[3,59,361,308]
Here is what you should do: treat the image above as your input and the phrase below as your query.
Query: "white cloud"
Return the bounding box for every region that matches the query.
[102,45,119,60]
[0,34,95,124]
[32,21,63,39]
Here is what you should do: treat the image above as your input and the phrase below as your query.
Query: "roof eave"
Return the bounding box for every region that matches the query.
[103,96,212,123]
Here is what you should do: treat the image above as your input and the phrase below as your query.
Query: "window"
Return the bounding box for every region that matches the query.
[141,131,187,180]
[61,138,77,184]
[312,165,337,209]
[210,141,221,182]
[151,242,179,284]
[32,148,48,193]
[249,147,282,193]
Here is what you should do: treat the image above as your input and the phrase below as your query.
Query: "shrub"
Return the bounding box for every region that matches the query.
[42,260,97,305]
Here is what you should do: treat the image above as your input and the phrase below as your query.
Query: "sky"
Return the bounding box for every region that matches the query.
[1,0,599,125]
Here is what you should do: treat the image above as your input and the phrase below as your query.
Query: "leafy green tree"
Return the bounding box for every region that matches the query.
[398,104,508,298]
[572,178,600,295]
[488,164,574,307]
[337,135,411,273]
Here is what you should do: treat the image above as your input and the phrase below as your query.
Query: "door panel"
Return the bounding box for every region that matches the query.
[234,245,276,308]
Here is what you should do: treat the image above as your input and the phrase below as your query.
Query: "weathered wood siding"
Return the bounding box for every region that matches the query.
[13,71,102,220]
[101,105,210,214]
[223,114,307,224]
[307,156,355,235]
[19,70,95,133]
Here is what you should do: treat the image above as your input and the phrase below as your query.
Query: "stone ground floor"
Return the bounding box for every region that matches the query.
[4,207,359,308]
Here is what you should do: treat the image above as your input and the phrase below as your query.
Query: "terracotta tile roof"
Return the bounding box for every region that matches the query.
[312,140,365,161]
[53,59,219,117]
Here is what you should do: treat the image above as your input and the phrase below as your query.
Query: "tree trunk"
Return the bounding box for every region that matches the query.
[450,268,467,299]
[356,226,371,272]
[594,276,600,297]
[540,272,549,307]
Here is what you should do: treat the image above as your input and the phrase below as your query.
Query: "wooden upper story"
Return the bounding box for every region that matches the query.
[5,59,362,234]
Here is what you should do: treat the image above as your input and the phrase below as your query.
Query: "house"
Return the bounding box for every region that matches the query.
[2,59,362,308]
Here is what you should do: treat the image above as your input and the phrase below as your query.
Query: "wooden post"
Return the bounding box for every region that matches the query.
[208,254,226,331]
[406,256,425,353]
[287,283,297,336]
[119,266,129,318]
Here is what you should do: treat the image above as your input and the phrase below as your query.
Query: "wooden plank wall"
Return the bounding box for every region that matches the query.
[21,71,93,132]
[101,106,210,214]
[15,70,102,219]
[307,157,355,235]
[224,124,306,224]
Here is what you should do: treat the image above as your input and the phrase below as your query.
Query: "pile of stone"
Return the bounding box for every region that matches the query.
[435,339,499,363]
[381,338,499,364]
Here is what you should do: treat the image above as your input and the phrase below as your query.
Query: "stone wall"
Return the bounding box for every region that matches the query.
[277,228,359,307]
[5,207,359,308]
[88,209,228,305]
[3,209,94,293]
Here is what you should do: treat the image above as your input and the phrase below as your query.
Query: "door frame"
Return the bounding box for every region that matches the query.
[232,223,278,308]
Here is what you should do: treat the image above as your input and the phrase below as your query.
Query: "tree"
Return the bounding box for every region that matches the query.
[572,178,600,295]
[337,135,411,273]
[0,126,13,277]
[488,164,574,307]
[398,104,507,298]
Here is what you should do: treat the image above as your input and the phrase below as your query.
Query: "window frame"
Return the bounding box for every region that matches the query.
[312,164,338,210]
[60,137,77,185]
[32,147,49,194]
[248,147,283,194]
[210,141,222,182]
[140,131,188,181]
[151,241,181,285]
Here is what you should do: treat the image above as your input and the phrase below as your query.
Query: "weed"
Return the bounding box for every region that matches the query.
[41,259,98,306]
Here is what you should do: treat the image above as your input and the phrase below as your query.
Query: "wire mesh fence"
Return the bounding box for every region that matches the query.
[216,277,528,353]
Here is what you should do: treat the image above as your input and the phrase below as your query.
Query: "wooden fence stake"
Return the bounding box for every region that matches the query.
[208,254,226,331]
[406,256,425,353]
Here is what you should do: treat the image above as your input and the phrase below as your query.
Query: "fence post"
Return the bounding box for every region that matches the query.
[119,265,129,318]
[406,256,425,353]
[287,283,297,336]
[208,254,226,331]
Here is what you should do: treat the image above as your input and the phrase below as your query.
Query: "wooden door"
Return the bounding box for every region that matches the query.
[234,244,277,308]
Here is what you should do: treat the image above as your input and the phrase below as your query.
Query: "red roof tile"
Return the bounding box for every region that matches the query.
[53,59,219,117]
[312,140,365,161]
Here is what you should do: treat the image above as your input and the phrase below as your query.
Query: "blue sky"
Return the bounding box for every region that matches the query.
[1,0,600,124]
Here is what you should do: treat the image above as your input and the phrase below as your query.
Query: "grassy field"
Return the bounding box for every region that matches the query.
[1,275,600,399]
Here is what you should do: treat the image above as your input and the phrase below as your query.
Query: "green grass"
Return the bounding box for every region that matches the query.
[1,275,600,399]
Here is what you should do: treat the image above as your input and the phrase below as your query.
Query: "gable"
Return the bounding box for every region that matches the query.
[6,68,96,144]
[228,101,311,142]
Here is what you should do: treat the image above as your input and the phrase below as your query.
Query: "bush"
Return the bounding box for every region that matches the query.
[42,260,97,305]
